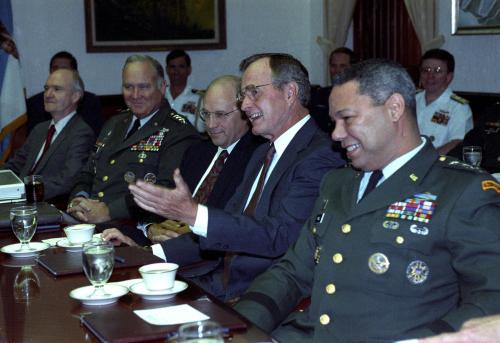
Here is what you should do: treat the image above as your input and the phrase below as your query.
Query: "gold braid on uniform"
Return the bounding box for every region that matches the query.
[169,111,188,124]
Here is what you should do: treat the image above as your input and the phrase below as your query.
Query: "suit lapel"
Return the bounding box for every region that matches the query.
[349,141,438,219]
[23,122,51,174]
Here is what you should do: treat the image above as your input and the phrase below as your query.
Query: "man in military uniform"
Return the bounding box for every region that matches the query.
[67,55,200,223]
[234,59,500,342]
[416,49,473,155]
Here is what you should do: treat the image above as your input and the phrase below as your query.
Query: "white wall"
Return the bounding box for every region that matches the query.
[12,0,326,97]
[11,0,499,97]
[438,1,500,93]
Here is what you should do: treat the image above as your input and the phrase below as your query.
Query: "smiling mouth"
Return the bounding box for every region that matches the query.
[345,143,361,153]
[248,112,263,121]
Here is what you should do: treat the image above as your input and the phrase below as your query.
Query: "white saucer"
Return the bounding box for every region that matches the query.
[129,280,188,300]
[69,284,129,306]
[1,242,50,258]
[56,238,84,252]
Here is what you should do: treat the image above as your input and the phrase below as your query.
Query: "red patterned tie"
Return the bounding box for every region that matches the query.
[31,124,56,173]
[193,150,229,204]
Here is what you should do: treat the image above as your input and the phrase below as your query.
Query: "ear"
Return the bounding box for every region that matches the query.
[284,81,299,104]
[385,93,405,122]
[71,90,82,105]
[446,71,453,85]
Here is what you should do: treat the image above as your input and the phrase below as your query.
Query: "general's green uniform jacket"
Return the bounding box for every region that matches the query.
[71,102,200,220]
[235,141,500,343]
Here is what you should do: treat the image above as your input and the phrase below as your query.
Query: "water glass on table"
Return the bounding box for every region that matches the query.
[462,145,482,168]
[10,205,38,251]
[176,321,224,343]
[82,240,114,298]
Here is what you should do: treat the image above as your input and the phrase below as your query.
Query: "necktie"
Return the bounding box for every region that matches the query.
[223,144,276,290]
[125,118,140,140]
[31,124,56,173]
[193,150,228,204]
[244,143,276,216]
[361,170,383,200]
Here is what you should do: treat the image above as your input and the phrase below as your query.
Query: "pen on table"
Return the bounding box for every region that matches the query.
[114,255,126,263]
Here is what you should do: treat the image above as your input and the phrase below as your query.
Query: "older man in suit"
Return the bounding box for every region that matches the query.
[128,53,345,302]
[2,68,95,201]
[234,59,500,342]
[67,55,200,223]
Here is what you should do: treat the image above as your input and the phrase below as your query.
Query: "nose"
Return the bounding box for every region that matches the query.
[44,88,53,97]
[131,87,140,98]
[331,121,346,142]
[205,115,218,129]
[240,96,254,113]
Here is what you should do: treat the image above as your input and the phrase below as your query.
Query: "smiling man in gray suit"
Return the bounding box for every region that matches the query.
[2,68,95,201]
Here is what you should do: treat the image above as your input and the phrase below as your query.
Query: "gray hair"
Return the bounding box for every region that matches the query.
[123,55,165,87]
[332,59,416,115]
[239,53,311,107]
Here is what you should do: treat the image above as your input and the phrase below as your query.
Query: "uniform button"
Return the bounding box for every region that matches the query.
[325,283,336,294]
[312,227,317,234]
[319,314,330,325]
[110,159,116,165]
[332,253,343,264]
[341,224,351,234]
[97,192,104,198]
[139,159,144,163]
[396,236,404,244]
[102,176,109,182]
[439,156,446,161]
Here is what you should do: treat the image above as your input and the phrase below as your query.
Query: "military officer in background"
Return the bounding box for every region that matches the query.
[235,59,500,342]
[416,49,473,155]
[67,55,200,223]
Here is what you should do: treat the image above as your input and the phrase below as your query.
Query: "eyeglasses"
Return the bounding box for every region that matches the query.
[236,83,273,102]
[200,108,239,122]
[420,66,445,75]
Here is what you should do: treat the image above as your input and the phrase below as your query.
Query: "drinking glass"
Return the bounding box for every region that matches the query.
[10,206,38,251]
[462,145,482,168]
[176,321,224,343]
[82,240,114,298]
[24,175,44,203]
[14,266,40,303]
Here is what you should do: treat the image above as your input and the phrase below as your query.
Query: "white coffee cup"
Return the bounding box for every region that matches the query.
[139,262,178,291]
[63,224,95,244]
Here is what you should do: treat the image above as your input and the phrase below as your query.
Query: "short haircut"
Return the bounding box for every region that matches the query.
[206,75,240,100]
[166,49,191,67]
[239,53,311,107]
[329,47,357,64]
[332,59,416,115]
[50,51,78,70]
[123,55,165,87]
[420,48,455,73]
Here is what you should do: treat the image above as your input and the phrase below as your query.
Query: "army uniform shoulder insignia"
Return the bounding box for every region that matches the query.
[170,111,188,124]
[450,93,469,104]
[482,180,500,193]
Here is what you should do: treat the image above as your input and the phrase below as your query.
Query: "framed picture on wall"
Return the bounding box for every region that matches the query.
[84,0,226,52]
[452,0,500,34]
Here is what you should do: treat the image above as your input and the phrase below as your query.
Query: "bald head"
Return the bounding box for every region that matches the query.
[202,75,249,149]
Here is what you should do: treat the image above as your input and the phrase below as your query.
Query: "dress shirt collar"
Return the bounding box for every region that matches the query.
[51,111,77,135]
[272,115,311,159]
[132,109,159,128]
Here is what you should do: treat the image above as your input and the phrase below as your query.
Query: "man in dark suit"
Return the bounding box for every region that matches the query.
[128,53,345,301]
[2,68,95,201]
[234,60,500,342]
[67,55,200,223]
[103,75,262,246]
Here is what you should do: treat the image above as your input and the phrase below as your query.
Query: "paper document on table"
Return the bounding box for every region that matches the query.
[134,304,209,326]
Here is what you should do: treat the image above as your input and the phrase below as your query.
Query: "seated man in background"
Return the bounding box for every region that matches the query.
[416,48,473,155]
[164,49,204,133]
[2,68,95,201]
[234,59,500,342]
[309,47,356,132]
[26,51,103,135]
[103,74,263,250]
[67,55,200,224]
[126,53,345,302]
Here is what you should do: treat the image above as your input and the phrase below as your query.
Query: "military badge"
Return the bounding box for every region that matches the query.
[124,171,136,184]
[482,180,500,193]
[368,253,390,274]
[144,173,157,184]
[131,129,168,151]
[409,224,429,236]
[406,260,429,284]
[385,195,436,223]
[431,111,450,126]
[382,220,399,230]
[314,246,322,264]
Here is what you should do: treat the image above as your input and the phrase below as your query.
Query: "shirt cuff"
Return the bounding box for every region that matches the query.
[190,204,208,238]
[74,191,89,198]
[151,243,167,261]
[136,223,151,237]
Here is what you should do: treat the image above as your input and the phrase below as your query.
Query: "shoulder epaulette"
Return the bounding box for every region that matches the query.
[437,155,485,173]
[451,94,469,104]
[170,111,188,124]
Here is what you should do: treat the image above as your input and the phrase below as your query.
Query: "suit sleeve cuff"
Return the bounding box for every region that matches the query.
[190,204,208,238]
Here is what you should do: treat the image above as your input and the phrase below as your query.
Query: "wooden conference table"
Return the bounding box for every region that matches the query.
[0,227,271,342]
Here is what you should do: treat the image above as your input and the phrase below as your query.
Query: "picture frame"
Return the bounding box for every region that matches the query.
[84,0,226,52]
[451,0,500,35]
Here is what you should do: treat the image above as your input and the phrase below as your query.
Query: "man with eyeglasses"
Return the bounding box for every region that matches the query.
[416,49,473,155]
[127,53,345,301]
